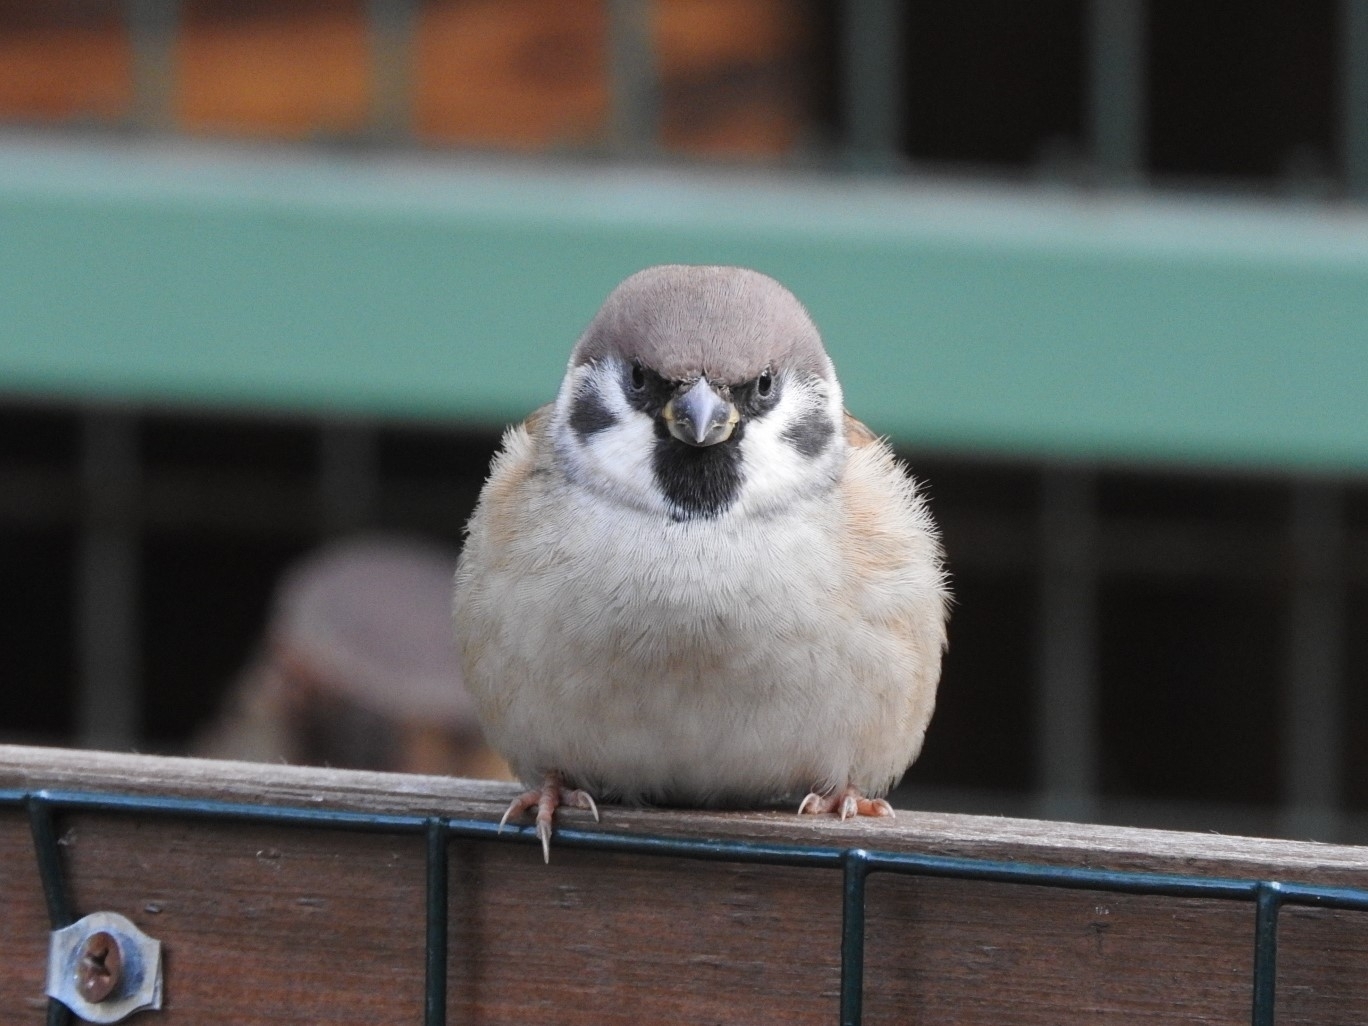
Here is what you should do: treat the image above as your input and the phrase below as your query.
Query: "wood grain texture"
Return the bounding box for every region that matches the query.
[0,809,51,1021]
[3,744,1368,1024]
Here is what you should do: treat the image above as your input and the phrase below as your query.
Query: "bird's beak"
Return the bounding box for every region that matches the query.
[663,377,738,447]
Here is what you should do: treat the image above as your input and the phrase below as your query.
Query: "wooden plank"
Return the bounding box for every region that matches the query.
[0,802,49,1022]
[2,744,1367,1024]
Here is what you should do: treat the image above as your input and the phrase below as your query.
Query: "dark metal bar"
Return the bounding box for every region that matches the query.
[840,0,903,170]
[1036,468,1100,822]
[26,795,75,1026]
[77,409,140,751]
[1344,0,1368,199]
[425,818,449,1026]
[839,849,869,1026]
[1274,879,1368,912]
[46,985,71,1026]
[126,0,179,132]
[1251,882,1282,1026]
[26,795,73,928]
[8,788,424,834]
[516,821,844,869]
[606,0,660,154]
[1282,481,1345,842]
[368,0,419,142]
[861,847,1255,902]
[1087,0,1147,185]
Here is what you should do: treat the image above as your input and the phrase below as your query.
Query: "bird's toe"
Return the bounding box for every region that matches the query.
[798,786,895,821]
[500,771,601,862]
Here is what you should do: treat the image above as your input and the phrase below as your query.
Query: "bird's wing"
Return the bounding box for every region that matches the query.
[843,411,880,449]
[521,403,555,446]
[458,403,555,556]
[835,410,948,781]
[454,402,558,747]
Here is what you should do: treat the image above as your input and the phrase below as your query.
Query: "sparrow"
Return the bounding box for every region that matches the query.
[454,265,948,861]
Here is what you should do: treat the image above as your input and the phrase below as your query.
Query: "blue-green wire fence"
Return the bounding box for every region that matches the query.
[7,787,1368,1026]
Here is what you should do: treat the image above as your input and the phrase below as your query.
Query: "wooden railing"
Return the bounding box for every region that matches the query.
[3,744,1368,1024]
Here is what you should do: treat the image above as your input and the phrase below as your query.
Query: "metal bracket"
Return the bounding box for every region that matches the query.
[46,911,163,1024]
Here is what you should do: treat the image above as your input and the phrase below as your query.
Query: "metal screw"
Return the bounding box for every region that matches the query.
[48,912,162,1022]
[76,931,122,1003]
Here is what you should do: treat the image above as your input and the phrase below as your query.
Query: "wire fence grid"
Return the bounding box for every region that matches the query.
[7,787,1368,1026]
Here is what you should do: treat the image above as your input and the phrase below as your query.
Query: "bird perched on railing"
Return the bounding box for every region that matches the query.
[454,265,949,861]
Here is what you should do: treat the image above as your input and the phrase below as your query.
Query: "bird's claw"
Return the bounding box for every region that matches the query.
[799,786,896,821]
[570,789,601,822]
[499,772,600,862]
[536,817,553,864]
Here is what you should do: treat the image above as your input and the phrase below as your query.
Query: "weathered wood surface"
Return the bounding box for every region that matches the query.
[2,743,1368,1024]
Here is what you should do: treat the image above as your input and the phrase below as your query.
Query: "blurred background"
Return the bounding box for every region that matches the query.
[2,0,1367,843]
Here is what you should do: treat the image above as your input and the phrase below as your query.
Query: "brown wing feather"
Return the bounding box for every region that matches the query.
[471,404,553,549]
[843,411,880,449]
[522,403,554,441]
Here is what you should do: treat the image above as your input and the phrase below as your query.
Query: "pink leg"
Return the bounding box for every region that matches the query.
[498,771,600,862]
[798,785,896,821]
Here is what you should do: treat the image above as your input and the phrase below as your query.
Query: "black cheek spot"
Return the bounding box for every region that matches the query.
[568,388,619,439]
[782,405,835,458]
[651,436,743,519]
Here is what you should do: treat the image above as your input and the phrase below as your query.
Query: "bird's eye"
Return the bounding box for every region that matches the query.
[630,363,646,391]
[756,369,774,397]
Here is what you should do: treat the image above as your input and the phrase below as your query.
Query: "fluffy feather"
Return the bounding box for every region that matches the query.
[454,265,949,831]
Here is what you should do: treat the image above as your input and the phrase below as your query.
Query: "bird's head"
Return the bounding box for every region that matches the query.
[551,265,847,521]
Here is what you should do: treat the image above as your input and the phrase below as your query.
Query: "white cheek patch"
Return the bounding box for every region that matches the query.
[736,374,844,517]
[553,361,670,516]
[583,418,665,510]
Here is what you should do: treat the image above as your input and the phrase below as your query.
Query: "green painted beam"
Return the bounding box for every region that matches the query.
[4,135,1368,472]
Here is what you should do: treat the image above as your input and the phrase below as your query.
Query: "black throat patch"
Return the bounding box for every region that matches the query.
[651,428,743,520]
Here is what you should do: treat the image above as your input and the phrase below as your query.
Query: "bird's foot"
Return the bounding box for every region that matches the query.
[798,785,896,822]
[498,771,600,862]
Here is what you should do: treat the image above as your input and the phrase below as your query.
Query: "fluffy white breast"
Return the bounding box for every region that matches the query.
[456,345,944,807]
[463,490,875,802]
